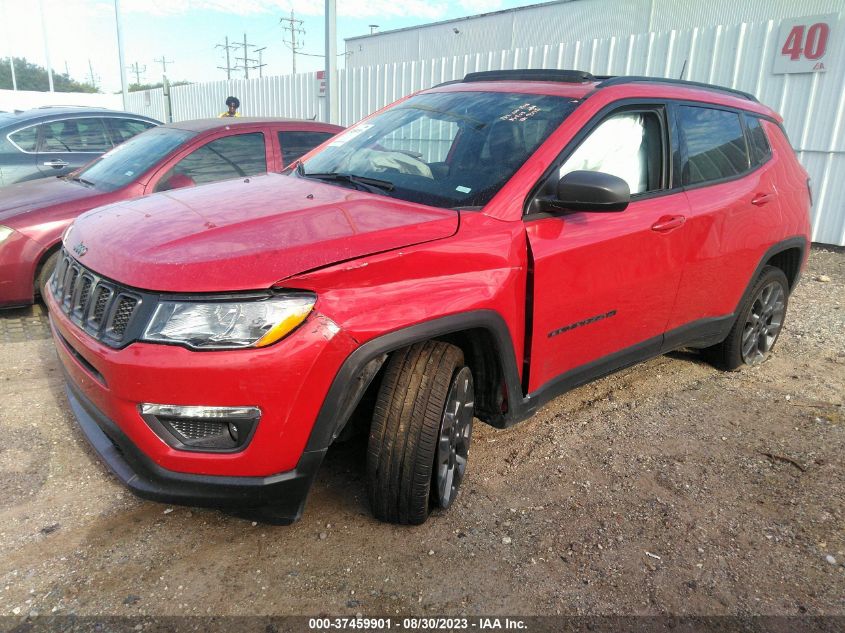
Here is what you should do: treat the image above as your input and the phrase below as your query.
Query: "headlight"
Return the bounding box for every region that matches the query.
[0,225,15,245]
[142,294,316,350]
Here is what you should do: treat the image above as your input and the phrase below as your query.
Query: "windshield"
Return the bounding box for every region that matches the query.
[299,91,577,209]
[76,127,195,191]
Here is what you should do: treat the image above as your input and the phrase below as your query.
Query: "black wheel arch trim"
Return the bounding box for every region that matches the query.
[744,236,808,296]
[304,310,525,451]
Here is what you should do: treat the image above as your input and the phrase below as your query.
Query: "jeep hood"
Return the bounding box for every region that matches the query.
[66,173,459,293]
[0,177,103,223]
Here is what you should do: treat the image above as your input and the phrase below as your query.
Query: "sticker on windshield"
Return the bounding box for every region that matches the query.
[501,103,541,122]
[456,185,471,193]
[328,123,374,147]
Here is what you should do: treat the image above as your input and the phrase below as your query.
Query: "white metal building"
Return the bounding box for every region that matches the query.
[124,0,845,244]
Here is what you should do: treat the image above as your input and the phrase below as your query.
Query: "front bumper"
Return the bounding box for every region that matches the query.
[0,228,43,307]
[66,374,324,521]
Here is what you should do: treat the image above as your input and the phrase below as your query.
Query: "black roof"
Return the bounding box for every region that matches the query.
[164,117,318,133]
[0,106,161,128]
[448,69,758,103]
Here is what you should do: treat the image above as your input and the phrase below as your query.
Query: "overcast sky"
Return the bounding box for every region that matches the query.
[1,0,541,92]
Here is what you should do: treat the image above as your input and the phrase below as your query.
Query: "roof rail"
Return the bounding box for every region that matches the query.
[595,76,758,102]
[462,69,597,84]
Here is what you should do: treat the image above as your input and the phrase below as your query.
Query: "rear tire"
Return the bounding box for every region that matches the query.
[705,265,789,370]
[35,250,59,299]
[366,341,474,525]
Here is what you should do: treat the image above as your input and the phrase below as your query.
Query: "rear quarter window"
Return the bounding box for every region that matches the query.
[7,125,38,152]
[744,114,772,167]
[678,106,749,185]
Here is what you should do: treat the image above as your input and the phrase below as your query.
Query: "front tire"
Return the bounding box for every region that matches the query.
[35,250,59,299]
[366,341,474,525]
[705,265,789,370]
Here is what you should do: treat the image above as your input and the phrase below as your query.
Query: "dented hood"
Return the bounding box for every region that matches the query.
[66,173,459,293]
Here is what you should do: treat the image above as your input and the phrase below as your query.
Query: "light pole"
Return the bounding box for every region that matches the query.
[114,0,128,108]
[325,0,337,124]
[38,0,54,91]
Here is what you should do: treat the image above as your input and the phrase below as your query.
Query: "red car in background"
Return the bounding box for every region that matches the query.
[0,118,343,308]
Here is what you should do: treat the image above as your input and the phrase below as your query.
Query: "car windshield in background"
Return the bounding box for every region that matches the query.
[299,91,577,209]
[76,127,195,191]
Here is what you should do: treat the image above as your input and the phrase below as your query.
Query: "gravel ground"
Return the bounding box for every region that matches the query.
[0,247,842,620]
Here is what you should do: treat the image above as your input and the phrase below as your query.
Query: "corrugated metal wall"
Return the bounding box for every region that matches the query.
[345,0,845,69]
[125,14,845,245]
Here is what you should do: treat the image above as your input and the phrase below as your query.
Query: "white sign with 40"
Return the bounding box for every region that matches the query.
[772,13,837,74]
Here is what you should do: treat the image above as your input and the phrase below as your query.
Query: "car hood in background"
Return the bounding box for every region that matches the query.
[66,173,460,293]
[0,177,104,224]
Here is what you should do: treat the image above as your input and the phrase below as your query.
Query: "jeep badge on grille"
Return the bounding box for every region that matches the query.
[73,243,88,257]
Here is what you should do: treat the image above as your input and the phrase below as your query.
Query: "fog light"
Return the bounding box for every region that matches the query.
[139,403,260,453]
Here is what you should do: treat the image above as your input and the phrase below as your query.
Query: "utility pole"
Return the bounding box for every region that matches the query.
[87,59,98,89]
[38,0,54,91]
[8,57,16,90]
[280,9,305,75]
[254,47,267,78]
[154,56,173,75]
[127,62,146,85]
[216,36,234,80]
[114,0,128,108]
[233,33,259,80]
[64,60,70,77]
[325,0,337,124]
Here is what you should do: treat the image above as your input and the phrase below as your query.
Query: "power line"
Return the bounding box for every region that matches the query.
[280,9,305,75]
[154,56,174,75]
[127,61,146,84]
[216,36,235,80]
[232,32,262,80]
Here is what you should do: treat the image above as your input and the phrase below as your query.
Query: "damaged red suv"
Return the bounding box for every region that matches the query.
[47,70,811,524]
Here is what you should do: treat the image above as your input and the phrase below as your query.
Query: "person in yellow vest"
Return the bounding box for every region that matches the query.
[219,96,241,117]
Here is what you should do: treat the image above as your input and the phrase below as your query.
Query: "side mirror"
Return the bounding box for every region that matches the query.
[545,170,630,213]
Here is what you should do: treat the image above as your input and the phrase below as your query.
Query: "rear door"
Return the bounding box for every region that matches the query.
[276,128,338,169]
[525,103,689,393]
[36,117,113,177]
[1,124,40,184]
[666,104,777,330]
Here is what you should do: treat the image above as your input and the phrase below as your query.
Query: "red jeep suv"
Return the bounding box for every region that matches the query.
[47,70,811,525]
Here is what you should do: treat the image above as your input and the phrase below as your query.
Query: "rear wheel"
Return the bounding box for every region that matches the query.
[705,265,789,370]
[366,341,474,524]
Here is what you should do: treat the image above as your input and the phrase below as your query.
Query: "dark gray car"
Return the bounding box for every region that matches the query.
[0,107,160,186]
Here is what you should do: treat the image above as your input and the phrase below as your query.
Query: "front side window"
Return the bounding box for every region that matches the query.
[77,126,194,191]
[108,118,157,144]
[300,91,577,209]
[679,106,748,185]
[40,117,112,153]
[744,115,772,167]
[278,130,335,166]
[156,132,267,192]
[559,111,664,195]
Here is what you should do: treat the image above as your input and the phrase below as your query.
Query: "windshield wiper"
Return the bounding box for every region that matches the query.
[70,175,96,187]
[302,171,395,193]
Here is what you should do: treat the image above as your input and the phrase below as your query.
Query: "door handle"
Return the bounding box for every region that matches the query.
[651,215,686,233]
[751,192,774,206]
[43,160,69,168]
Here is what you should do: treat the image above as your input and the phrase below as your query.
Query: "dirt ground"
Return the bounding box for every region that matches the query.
[0,247,843,620]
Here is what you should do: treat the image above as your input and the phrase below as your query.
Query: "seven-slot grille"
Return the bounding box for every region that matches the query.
[50,249,143,347]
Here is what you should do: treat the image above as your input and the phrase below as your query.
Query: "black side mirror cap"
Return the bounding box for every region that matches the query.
[541,170,631,213]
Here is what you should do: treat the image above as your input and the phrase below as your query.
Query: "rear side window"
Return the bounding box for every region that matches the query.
[156,132,266,191]
[108,118,156,144]
[744,115,772,167]
[8,126,38,152]
[278,130,335,166]
[678,106,748,185]
[40,117,112,152]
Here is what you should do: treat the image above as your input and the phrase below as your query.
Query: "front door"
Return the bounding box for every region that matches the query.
[525,105,688,393]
